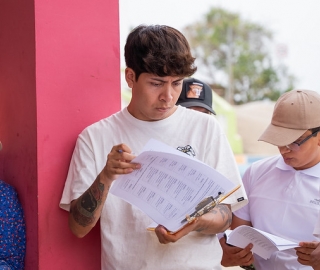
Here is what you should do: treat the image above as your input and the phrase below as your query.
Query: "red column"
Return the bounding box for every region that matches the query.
[0,0,120,268]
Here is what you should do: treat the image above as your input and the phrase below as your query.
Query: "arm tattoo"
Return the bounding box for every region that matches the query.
[71,180,105,227]
[217,204,232,228]
[196,204,232,232]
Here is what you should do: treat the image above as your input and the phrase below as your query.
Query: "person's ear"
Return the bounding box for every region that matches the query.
[125,68,135,88]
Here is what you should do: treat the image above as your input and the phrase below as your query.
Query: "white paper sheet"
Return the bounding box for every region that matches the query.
[110,139,236,233]
[225,225,298,260]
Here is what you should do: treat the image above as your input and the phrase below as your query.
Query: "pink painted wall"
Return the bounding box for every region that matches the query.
[0,0,120,269]
[0,0,39,267]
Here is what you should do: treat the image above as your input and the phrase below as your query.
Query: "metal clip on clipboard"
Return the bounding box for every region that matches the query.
[181,184,241,224]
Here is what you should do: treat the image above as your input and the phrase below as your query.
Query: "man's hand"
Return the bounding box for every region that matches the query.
[296,241,320,270]
[154,219,200,244]
[154,204,232,244]
[220,236,254,267]
[101,144,140,183]
[69,143,140,238]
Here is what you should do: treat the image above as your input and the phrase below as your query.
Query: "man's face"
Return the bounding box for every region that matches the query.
[278,130,320,170]
[125,68,184,121]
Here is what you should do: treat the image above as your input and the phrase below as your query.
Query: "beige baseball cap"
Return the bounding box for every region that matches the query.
[259,89,320,146]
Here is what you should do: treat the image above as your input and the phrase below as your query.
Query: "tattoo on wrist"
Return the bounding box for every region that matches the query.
[71,180,105,227]
[195,205,231,232]
[218,205,232,228]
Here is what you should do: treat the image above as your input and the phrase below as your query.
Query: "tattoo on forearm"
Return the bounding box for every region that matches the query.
[71,180,105,227]
[196,205,232,232]
[218,205,232,228]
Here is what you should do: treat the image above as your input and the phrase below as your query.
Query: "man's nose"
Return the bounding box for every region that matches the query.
[160,85,173,102]
[278,145,291,154]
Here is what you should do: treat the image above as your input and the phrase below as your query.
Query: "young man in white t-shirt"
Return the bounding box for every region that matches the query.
[59,24,247,270]
[220,89,320,270]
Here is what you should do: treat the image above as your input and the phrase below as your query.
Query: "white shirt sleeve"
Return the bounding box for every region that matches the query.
[232,166,251,221]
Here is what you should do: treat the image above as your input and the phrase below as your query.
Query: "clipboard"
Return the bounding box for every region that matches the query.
[147,184,241,234]
[181,184,241,223]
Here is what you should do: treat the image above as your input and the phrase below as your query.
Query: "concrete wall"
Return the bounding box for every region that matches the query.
[0,0,120,268]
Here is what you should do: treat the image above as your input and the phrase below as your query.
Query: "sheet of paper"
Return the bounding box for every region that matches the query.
[225,225,298,260]
[110,139,236,233]
[141,138,195,159]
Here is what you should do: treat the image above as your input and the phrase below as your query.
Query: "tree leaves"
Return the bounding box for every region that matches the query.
[183,8,295,104]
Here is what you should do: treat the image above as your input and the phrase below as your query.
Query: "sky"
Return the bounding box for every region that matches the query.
[119,0,320,93]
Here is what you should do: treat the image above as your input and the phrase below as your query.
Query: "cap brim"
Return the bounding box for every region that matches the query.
[177,101,216,115]
[258,123,307,146]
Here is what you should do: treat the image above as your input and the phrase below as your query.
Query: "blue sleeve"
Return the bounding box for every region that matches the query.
[0,261,13,270]
[0,181,26,270]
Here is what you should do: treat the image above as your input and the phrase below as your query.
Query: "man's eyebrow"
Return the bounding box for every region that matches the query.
[150,78,166,83]
[173,78,184,83]
[149,77,184,83]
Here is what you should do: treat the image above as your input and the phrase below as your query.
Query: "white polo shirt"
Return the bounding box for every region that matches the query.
[234,155,320,270]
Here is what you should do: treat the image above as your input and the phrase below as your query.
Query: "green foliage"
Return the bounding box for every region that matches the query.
[183,8,295,104]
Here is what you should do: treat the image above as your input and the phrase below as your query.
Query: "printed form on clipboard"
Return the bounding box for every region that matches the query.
[109,138,240,234]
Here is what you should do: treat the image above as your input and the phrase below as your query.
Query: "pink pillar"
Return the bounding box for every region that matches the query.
[0,0,120,269]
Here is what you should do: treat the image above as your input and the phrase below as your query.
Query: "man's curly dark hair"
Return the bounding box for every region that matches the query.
[124,24,197,80]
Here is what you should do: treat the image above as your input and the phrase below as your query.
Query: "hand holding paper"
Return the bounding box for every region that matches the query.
[225,225,299,260]
[110,139,238,233]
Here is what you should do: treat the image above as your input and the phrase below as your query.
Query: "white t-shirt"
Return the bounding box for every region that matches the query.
[60,106,247,270]
[234,155,320,270]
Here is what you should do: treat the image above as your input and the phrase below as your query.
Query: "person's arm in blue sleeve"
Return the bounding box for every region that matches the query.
[0,180,26,270]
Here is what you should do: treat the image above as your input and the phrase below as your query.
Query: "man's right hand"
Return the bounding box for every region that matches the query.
[220,235,254,267]
[69,143,140,238]
[101,144,140,183]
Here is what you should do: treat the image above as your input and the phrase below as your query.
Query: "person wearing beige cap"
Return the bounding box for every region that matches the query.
[220,89,320,270]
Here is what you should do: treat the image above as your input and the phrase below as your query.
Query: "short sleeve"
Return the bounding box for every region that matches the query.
[232,167,251,222]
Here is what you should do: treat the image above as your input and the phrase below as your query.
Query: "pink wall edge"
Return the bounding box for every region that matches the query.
[0,0,120,268]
